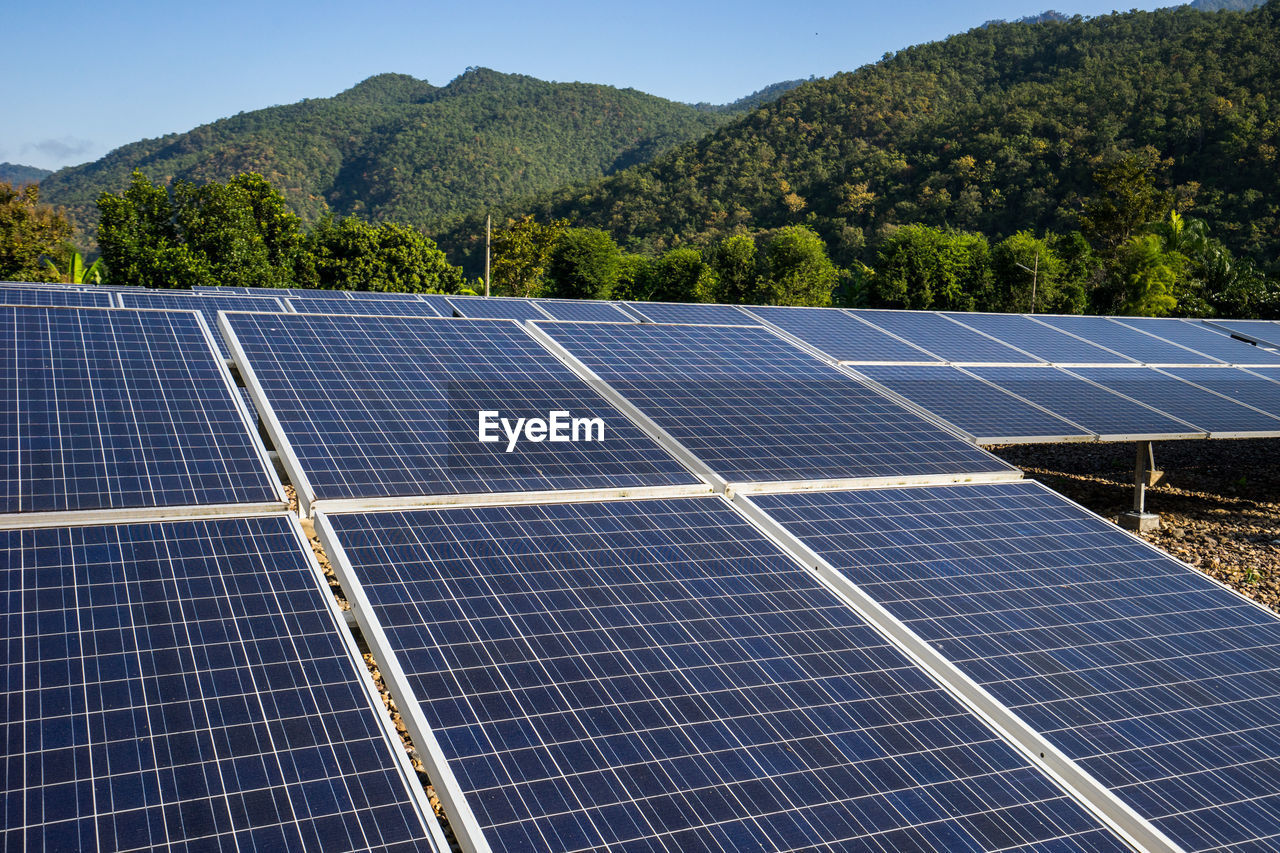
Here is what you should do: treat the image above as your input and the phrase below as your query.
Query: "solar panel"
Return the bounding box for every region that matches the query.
[222,312,702,513]
[285,294,444,318]
[0,306,282,517]
[1068,366,1280,437]
[532,321,1016,487]
[0,286,114,308]
[852,364,1092,443]
[943,313,1136,365]
[530,299,635,322]
[2,514,444,852]
[622,301,756,324]
[741,305,942,363]
[320,496,1130,853]
[1154,367,1280,421]
[417,294,458,316]
[446,296,549,321]
[751,480,1280,852]
[966,366,1204,440]
[1110,317,1280,366]
[1204,318,1280,349]
[192,286,253,294]
[118,291,287,357]
[1032,315,1222,365]
[852,310,1041,364]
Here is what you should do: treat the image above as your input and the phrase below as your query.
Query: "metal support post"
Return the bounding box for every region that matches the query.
[1119,441,1161,532]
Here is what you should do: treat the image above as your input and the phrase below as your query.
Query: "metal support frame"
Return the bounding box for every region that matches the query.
[1120,441,1162,532]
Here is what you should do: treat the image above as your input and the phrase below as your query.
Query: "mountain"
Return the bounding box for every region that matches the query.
[1190,0,1265,10]
[438,2,1280,273]
[37,68,746,232]
[0,163,51,186]
[983,11,1071,27]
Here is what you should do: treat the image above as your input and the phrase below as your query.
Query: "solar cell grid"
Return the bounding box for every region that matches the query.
[1,306,281,516]
[446,296,549,321]
[530,299,635,322]
[851,310,1041,364]
[1110,317,1280,366]
[1068,366,1280,436]
[322,496,1131,853]
[1155,367,1280,422]
[0,286,114,308]
[533,320,1016,486]
[623,301,757,325]
[1033,315,1222,365]
[852,364,1092,443]
[285,294,443,318]
[752,480,1280,852]
[942,313,1136,365]
[1,514,442,852]
[1205,318,1280,349]
[741,305,941,363]
[966,366,1203,440]
[118,291,287,357]
[223,312,700,513]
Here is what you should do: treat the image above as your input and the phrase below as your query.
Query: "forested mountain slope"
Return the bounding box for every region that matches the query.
[37,69,742,229]
[441,2,1280,271]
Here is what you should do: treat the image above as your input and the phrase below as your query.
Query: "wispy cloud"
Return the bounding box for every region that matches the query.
[23,137,96,164]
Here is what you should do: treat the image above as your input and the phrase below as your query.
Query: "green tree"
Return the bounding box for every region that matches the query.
[759,226,838,306]
[989,231,1068,313]
[708,235,759,304]
[649,247,718,303]
[43,250,105,284]
[873,225,989,310]
[611,253,653,301]
[1078,148,1178,257]
[490,215,567,297]
[0,181,72,282]
[97,171,188,287]
[304,214,466,292]
[543,228,621,300]
[1116,233,1183,317]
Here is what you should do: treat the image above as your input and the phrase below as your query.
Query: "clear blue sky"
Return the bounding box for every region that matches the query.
[6,0,1173,172]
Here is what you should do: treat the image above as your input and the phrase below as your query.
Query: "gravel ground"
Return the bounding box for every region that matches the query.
[992,439,1280,611]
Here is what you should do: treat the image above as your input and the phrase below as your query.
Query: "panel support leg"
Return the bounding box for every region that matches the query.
[1119,441,1161,532]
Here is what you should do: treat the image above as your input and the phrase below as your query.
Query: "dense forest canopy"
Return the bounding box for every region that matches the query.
[36,69,793,238]
[440,1,1280,279]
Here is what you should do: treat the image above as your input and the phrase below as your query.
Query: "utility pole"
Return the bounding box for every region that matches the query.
[1015,253,1039,313]
[484,214,491,298]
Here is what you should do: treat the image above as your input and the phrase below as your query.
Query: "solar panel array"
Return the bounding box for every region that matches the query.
[750,480,1280,852]
[321,497,1131,853]
[0,306,282,516]
[623,300,755,325]
[2,514,443,851]
[532,320,1016,486]
[286,293,445,318]
[118,290,288,358]
[222,312,701,513]
[446,296,549,321]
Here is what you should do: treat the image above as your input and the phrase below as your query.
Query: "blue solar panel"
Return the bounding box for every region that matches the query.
[1156,367,1280,422]
[1204,319,1280,349]
[223,313,700,511]
[852,310,1041,364]
[530,299,635,322]
[623,301,756,324]
[742,305,942,363]
[323,497,1129,853]
[0,286,114,308]
[446,296,548,321]
[1069,366,1280,436]
[1111,317,1280,366]
[967,366,1203,440]
[943,313,1136,365]
[417,294,457,316]
[286,294,444,318]
[534,321,1015,484]
[1,514,442,852]
[753,480,1280,852]
[1033,315,1222,364]
[1,306,281,515]
[853,364,1092,442]
[119,291,287,358]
